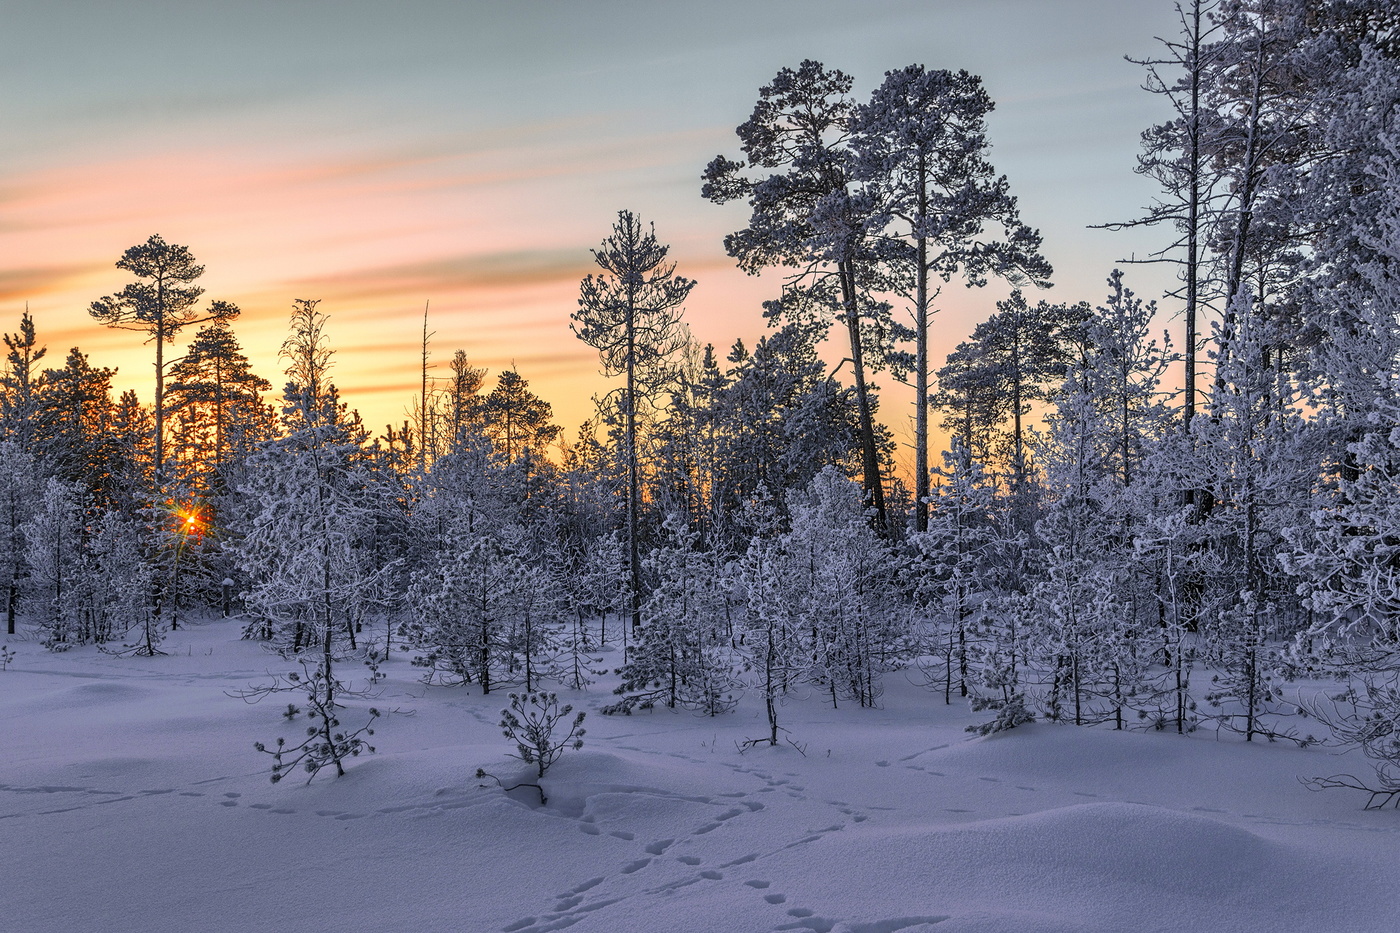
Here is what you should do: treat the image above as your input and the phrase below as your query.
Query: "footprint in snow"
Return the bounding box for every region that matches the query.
[569,877,605,894]
[745,880,771,889]
[620,858,650,874]
[699,870,722,880]
[645,838,673,855]
[676,855,701,865]
[764,892,787,904]
[609,830,634,840]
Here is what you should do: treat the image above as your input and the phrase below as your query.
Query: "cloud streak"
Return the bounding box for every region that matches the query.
[284,249,595,303]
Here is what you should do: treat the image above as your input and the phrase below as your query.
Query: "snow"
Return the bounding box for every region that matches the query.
[3,620,1398,933]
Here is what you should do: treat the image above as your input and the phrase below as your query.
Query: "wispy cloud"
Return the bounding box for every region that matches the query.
[284,249,594,303]
[0,264,100,303]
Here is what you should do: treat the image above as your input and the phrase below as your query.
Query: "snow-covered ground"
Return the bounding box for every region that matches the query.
[3,619,1397,933]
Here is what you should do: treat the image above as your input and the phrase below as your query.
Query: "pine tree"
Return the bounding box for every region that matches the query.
[89,236,237,490]
[404,532,524,693]
[704,60,892,529]
[573,210,694,631]
[0,441,37,635]
[608,513,736,715]
[732,489,807,744]
[853,64,1051,531]
[236,301,387,654]
[907,441,999,704]
[165,321,273,494]
[22,478,91,649]
[1,308,47,451]
[784,467,899,709]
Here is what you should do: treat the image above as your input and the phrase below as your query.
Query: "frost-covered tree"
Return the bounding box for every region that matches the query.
[236,301,387,654]
[1284,126,1400,669]
[784,467,899,708]
[578,529,630,650]
[907,440,998,704]
[853,64,1051,531]
[573,210,694,631]
[732,490,808,745]
[22,478,91,649]
[90,509,159,656]
[1,308,47,451]
[1027,271,1173,728]
[405,533,519,692]
[1194,299,1311,740]
[709,323,863,519]
[609,513,735,715]
[0,441,37,635]
[704,60,892,529]
[34,349,124,507]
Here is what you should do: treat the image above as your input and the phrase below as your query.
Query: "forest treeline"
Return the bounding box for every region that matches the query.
[4,1,1400,801]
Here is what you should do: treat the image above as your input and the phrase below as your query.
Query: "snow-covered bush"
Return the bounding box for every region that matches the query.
[499,692,585,779]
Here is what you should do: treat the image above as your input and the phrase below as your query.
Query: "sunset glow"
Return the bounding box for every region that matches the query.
[2,0,1178,461]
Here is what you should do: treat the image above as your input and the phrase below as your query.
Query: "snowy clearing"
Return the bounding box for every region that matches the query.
[3,619,1397,933]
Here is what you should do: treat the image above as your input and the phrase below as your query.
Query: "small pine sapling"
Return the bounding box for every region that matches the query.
[499,692,585,779]
[234,624,382,784]
[251,658,379,784]
[0,644,14,670]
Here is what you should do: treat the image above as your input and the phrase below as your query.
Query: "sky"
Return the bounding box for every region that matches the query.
[0,0,1183,460]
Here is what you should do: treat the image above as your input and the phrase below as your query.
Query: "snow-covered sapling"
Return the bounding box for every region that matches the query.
[0,644,13,670]
[251,657,379,784]
[499,692,585,779]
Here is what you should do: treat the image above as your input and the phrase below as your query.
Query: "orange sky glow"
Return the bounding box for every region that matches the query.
[1,1,1182,476]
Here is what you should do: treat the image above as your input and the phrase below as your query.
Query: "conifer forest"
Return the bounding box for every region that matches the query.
[5,4,1400,932]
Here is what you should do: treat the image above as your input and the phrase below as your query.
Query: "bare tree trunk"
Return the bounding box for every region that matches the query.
[839,261,887,531]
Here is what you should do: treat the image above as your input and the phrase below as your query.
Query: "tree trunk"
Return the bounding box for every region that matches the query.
[839,261,887,531]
